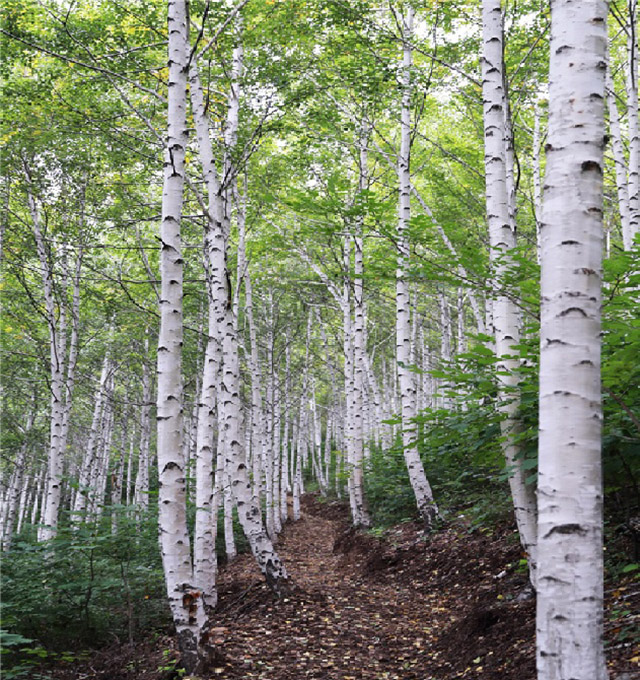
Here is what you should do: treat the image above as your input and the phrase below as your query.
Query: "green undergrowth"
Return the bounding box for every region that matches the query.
[1,502,251,678]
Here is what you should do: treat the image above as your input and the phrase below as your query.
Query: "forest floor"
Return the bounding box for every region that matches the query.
[49,495,639,680]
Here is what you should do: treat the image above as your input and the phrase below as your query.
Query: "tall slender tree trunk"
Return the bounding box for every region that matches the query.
[533,99,543,263]
[281,340,291,523]
[605,66,631,248]
[626,0,639,244]
[245,268,270,532]
[15,475,30,536]
[134,337,152,510]
[396,5,439,528]
[351,130,371,526]
[266,292,283,535]
[74,355,110,520]
[30,464,45,528]
[90,394,114,522]
[111,421,127,534]
[342,242,358,522]
[189,33,286,594]
[272,366,283,535]
[481,0,537,584]
[537,2,608,678]
[292,415,302,521]
[2,409,34,550]
[26,178,64,542]
[125,436,134,507]
[193,289,219,612]
[156,2,206,672]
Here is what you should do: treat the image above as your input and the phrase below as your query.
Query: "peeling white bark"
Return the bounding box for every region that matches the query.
[26,180,64,541]
[193,294,218,611]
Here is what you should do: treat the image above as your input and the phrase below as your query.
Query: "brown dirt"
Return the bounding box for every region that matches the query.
[45,494,640,679]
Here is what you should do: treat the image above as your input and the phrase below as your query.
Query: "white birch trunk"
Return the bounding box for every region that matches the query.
[224,475,237,560]
[626,0,639,245]
[91,389,114,521]
[396,5,439,528]
[134,339,152,510]
[272,372,282,535]
[482,0,537,582]
[533,99,543,264]
[311,385,327,494]
[266,298,282,535]
[193,299,218,611]
[324,411,332,490]
[456,287,466,355]
[73,356,110,520]
[125,436,134,507]
[292,416,302,521]
[537,2,608,678]
[281,341,291,523]
[605,66,631,248]
[264,294,276,511]
[364,350,383,446]
[2,410,34,550]
[15,475,30,537]
[190,22,286,594]
[342,240,359,522]
[26,182,64,542]
[351,133,370,525]
[156,3,205,670]
[30,465,45,527]
[245,269,270,532]
[111,423,126,534]
[439,289,451,363]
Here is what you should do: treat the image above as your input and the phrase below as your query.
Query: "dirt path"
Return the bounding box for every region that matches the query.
[46,494,638,679]
[213,496,534,680]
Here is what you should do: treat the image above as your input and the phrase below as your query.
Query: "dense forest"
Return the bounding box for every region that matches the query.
[1,1,639,679]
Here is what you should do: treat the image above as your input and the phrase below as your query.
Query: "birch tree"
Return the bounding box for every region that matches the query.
[134,337,152,510]
[188,16,287,594]
[23,165,84,541]
[625,0,639,244]
[481,0,537,583]
[395,4,439,528]
[155,1,206,671]
[1,408,35,550]
[537,1,608,678]
[351,131,371,526]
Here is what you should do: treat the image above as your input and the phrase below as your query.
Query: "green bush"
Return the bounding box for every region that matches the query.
[1,507,169,655]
